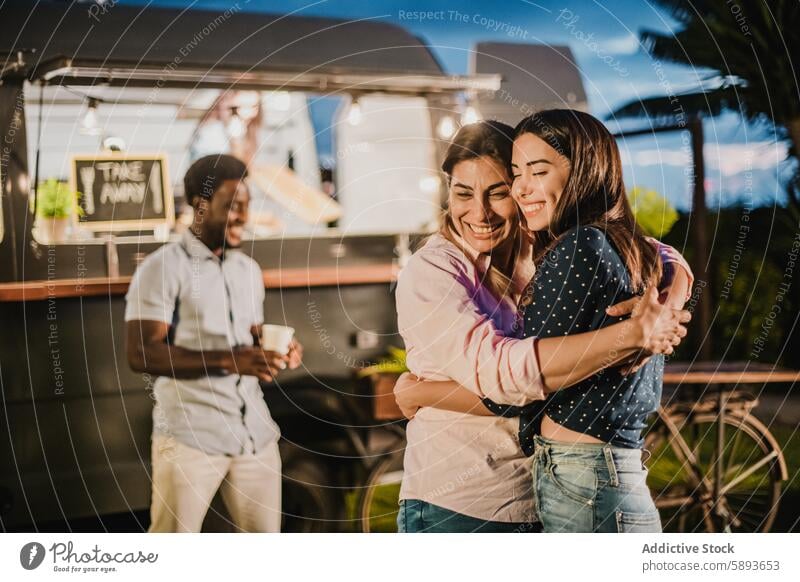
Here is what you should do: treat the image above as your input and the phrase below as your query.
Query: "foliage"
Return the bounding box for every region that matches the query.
[628,186,679,238]
[636,0,800,128]
[612,0,800,215]
[357,346,408,377]
[612,0,800,129]
[34,179,81,219]
[663,206,799,367]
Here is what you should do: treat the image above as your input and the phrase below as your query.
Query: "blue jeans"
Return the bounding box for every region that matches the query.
[397,500,541,533]
[532,435,662,533]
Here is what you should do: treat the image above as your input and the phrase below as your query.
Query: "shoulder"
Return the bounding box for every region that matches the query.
[133,242,183,279]
[402,235,473,280]
[230,251,265,288]
[541,226,615,265]
[537,226,627,286]
[555,226,612,253]
[231,251,262,274]
[125,243,183,310]
[397,234,476,301]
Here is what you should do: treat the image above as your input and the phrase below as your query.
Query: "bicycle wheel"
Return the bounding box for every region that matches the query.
[645,412,784,532]
[359,443,405,533]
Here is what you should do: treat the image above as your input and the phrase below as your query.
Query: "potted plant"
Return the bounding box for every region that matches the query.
[357,346,408,420]
[33,179,81,243]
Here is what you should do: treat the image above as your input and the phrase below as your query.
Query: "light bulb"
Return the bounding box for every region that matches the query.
[436,115,456,139]
[81,99,100,135]
[461,105,481,125]
[227,108,245,139]
[102,136,126,152]
[348,100,362,126]
[419,175,441,194]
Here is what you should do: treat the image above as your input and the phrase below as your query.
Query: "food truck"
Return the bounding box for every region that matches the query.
[0,2,586,531]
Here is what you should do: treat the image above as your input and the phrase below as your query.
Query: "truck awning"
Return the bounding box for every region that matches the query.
[1,1,499,95]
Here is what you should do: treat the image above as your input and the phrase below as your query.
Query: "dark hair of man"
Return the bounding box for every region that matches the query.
[183,154,248,206]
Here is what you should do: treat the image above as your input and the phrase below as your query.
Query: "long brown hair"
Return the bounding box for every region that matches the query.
[514,109,661,291]
[439,120,526,300]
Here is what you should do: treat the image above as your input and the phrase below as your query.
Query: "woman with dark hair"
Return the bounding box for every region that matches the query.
[512,109,672,532]
[394,118,692,533]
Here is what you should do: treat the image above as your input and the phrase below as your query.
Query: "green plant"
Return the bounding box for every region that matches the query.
[34,179,81,219]
[357,346,408,377]
[628,186,679,238]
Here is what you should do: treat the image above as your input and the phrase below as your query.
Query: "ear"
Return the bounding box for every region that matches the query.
[194,196,210,210]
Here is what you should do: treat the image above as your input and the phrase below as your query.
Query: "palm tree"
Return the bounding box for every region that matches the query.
[611,0,800,359]
[612,0,800,211]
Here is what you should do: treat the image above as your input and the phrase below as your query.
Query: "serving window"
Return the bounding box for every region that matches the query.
[24,83,442,245]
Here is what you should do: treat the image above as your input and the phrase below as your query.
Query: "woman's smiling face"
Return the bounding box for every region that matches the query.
[448,155,516,254]
[511,133,571,232]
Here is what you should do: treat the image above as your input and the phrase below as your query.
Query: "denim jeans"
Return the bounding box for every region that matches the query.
[397,500,541,533]
[532,435,662,533]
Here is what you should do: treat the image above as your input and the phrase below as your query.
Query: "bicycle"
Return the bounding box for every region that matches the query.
[645,384,788,532]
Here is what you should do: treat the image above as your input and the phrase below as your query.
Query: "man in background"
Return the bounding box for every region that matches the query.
[125,154,302,532]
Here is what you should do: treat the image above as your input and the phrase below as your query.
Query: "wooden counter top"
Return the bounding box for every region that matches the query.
[0,264,399,302]
[663,361,800,384]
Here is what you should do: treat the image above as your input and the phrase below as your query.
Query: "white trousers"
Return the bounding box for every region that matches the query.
[148,434,282,532]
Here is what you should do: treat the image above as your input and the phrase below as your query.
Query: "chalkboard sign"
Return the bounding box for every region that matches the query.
[70,154,173,231]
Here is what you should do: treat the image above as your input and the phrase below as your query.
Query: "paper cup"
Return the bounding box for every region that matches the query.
[261,324,295,355]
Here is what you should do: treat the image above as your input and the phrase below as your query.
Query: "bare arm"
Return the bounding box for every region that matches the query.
[394,375,493,419]
[660,265,691,309]
[126,320,287,382]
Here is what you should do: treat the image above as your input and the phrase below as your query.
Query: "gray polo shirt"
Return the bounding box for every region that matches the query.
[125,229,280,456]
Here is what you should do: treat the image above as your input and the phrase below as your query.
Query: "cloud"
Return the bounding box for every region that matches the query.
[620,141,788,177]
[619,148,689,167]
[602,33,640,55]
[705,142,788,176]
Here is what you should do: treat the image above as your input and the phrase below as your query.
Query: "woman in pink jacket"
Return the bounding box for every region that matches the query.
[394,120,692,533]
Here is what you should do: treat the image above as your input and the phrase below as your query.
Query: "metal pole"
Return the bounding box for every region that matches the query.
[689,116,712,359]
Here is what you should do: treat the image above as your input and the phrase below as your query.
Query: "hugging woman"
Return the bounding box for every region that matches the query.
[394,114,693,533]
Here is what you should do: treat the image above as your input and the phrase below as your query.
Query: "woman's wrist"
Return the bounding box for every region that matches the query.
[619,316,645,354]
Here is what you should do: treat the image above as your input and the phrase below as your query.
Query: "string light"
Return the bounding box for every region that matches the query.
[80,98,100,135]
[347,97,362,126]
[102,136,126,152]
[461,104,481,125]
[436,115,457,139]
[226,106,245,139]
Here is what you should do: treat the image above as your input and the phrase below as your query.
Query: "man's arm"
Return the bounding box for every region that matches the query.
[126,320,286,383]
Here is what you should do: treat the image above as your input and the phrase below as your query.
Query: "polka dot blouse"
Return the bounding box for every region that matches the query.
[482,225,664,455]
